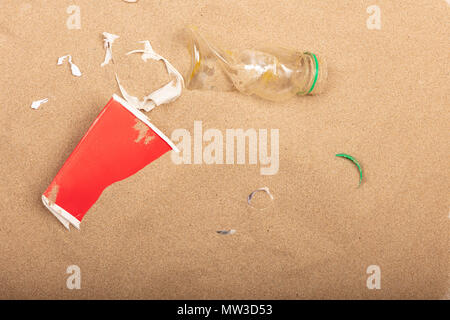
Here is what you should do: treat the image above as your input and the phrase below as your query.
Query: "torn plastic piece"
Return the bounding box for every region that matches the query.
[42,95,179,230]
[186,27,327,101]
[57,55,82,77]
[336,153,363,186]
[100,34,184,112]
[31,98,48,109]
[247,187,274,210]
[123,0,138,2]
[101,32,120,67]
[114,40,184,112]
[216,229,236,235]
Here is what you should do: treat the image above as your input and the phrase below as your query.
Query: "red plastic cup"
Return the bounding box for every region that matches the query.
[42,94,178,230]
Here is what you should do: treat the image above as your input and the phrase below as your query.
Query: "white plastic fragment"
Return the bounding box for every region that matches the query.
[123,0,138,2]
[216,229,236,235]
[100,33,184,112]
[57,55,82,77]
[101,32,120,67]
[247,187,274,210]
[30,98,48,110]
[115,40,184,112]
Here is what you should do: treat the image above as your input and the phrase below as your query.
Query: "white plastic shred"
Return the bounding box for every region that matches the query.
[247,187,274,210]
[101,33,184,112]
[118,40,184,111]
[57,55,82,77]
[216,229,236,235]
[101,32,120,67]
[30,98,48,110]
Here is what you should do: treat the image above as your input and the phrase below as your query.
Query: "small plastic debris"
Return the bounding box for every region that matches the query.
[100,33,184,112]
[57,55,82,77]
[216,229,236,235]
[123,0,138,2]
[101,32,120,67]
[336,153,363,186]
[30,98,48,110]
[247,187,274,210]
[114,40,184,112]
[186,27,327,101]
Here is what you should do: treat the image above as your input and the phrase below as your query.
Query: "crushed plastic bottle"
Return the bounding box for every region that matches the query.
[186,27,327,101]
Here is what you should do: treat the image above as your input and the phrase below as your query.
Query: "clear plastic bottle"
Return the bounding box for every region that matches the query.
[186,27,327,101]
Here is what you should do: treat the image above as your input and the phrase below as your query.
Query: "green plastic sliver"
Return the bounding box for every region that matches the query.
[335,153,363,186]
[297,52,319,95]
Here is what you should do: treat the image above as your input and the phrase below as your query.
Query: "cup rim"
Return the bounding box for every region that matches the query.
[112,94,180,152]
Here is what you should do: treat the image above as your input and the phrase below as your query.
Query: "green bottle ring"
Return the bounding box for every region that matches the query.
[297,52,319,95]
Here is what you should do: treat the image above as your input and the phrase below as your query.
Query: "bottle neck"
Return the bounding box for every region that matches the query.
[296,52,326,96]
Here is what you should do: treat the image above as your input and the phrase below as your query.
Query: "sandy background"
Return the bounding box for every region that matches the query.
[0,0,449,299]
